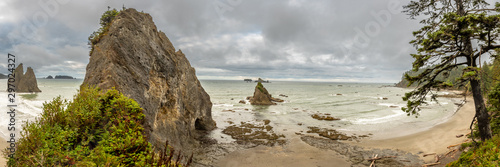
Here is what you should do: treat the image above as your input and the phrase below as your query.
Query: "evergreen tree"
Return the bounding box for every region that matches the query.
[481,61,492,95]
[403,0,500,141]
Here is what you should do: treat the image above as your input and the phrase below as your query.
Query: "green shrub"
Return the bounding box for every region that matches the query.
[447,135,500,166]
[88,8,120,54]
[3,86,188,166]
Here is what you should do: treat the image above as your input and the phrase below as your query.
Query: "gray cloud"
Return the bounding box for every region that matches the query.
[0,0,434,82]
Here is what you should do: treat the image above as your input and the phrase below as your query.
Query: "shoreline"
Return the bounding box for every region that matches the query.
[204,96,473,166]
[347,96,473,163]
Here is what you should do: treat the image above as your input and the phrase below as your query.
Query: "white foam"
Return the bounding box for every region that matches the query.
[350,110,405,125]
[213,103,234,107]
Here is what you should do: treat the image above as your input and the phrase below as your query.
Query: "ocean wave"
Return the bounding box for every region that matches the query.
[378,103,403,108]
[213,103,234,107]
[350,110,406,125]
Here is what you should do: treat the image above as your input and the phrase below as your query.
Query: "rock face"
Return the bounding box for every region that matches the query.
[250,82,276,105]
[83,8,216,152]
[11,63,41,93]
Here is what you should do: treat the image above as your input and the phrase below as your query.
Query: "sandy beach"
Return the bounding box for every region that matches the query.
[216,136,352,167]
[351,97,473,163]
[212,97,473,166]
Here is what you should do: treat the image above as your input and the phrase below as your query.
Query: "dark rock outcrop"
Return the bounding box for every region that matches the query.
[83,8,215,152]
[249,82,282,105]
[54,75,74,79]
[11,63,41,93]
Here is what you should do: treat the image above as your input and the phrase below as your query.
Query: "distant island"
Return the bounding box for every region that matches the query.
[0,73,7,79]
[46,75,75,79]
[243,78,270,83]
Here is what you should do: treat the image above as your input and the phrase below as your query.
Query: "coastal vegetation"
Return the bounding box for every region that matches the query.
[88,8,120,53]
[395,65,466,88]
[399,0,500,165]
[3,86,190,166]
[449,77,500,166]
[402,0,500,141]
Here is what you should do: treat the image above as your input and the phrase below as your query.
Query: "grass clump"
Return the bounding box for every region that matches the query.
[3,86,189,166]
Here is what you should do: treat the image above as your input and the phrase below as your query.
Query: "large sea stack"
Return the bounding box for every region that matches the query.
[11,63,41,93]
[83,8,216,152]
[250,82,276,105]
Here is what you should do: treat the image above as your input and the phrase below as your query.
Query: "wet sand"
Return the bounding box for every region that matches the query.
[350,97,473,163]
[216,136,351,167]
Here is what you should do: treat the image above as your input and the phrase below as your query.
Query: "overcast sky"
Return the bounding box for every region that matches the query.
[1,0,430,83]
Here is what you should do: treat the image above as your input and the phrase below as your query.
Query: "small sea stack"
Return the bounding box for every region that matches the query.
[249,82,283,105]
[10,63,41,93]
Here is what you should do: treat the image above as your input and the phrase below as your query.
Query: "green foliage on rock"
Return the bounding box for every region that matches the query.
[3,86,185,166]
[256,82,265,93]
[88,8,120,54]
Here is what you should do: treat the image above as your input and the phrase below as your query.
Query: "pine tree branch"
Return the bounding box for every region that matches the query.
[467,8,498,13]
[473,45,500,59]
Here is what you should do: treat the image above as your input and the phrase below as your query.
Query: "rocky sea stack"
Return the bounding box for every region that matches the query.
[249,82,282,105]
[83,8,216,152]
[11,63,41,93]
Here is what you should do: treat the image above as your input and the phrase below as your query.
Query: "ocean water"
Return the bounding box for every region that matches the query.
[0,79,462,141]
[0,79,83,140]
[200,80,463,141]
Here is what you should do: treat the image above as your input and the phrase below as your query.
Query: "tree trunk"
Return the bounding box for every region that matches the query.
[470,79,492,141]
[456,0,492,141]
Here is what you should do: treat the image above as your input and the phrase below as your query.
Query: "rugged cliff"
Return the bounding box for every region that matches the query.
[11,63,41,93]
[83,8,215,152]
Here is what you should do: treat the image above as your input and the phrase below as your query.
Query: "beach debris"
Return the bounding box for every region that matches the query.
[239,100,246,104]
[369,154,377,167]
[301,136,424,166]
[279,94,288,97]
[456,134,464,138]
[423,153,436,157]
[311,113,340,121]
[368,154,398,167]
[336,93,343,96]
[382,97,388,100]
